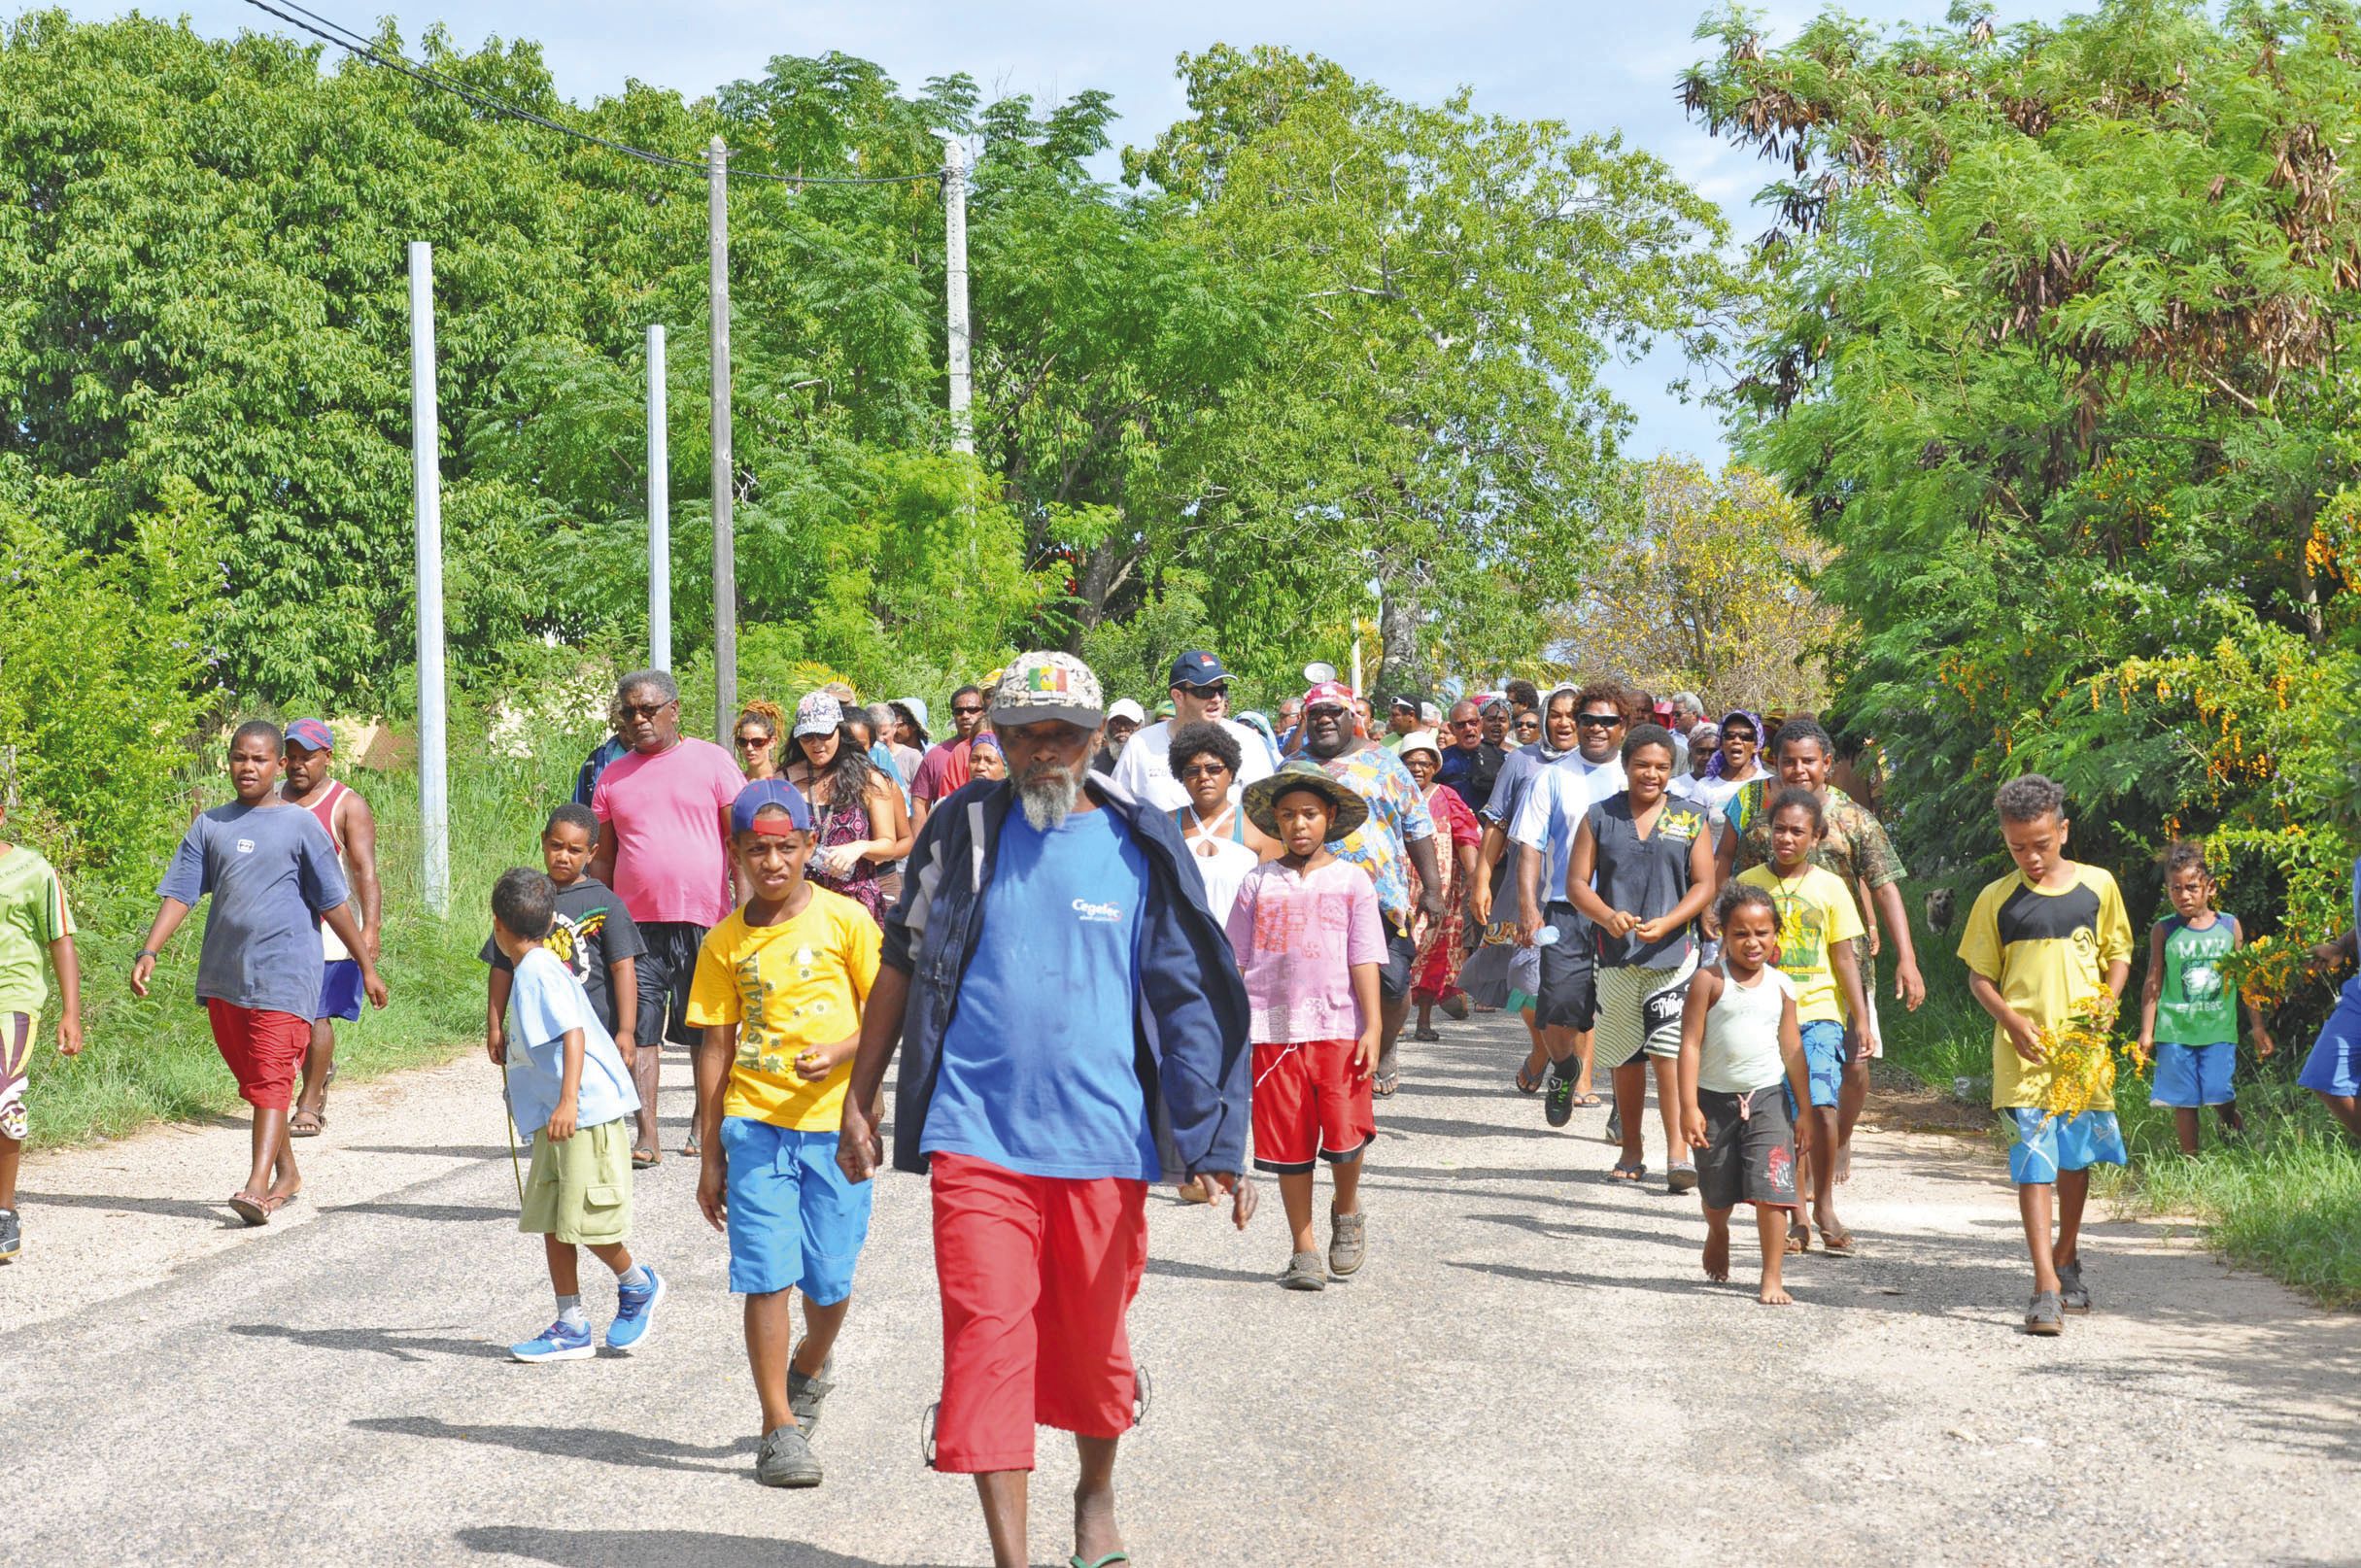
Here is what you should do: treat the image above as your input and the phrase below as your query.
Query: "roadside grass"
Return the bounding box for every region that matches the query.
[24,723,586,1148]
[1879,886,2361,1311]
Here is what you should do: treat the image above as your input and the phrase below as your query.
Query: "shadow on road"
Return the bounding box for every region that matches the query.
[359,1415,757,1475]
[19,1189,243,1224]
[345,1144,512,1161]
[1146,1256,1275,1285]
[229,1321,511,1362]
[320,1200,514,1222]
[455,1524,958,1567]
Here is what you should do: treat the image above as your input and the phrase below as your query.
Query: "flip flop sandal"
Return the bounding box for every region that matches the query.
[1570,1092,1605,1108]
[1608,1161,1647,1183]
[1372,1074,1400,1099]
[228,1192,270,1226]
[1411,1027,1442,1041]
[1071,1554,1132,1568]
[1787,1223,1810,1255]
[1818,1226,1858,1256]
[1515,1062,1547,1094]
[632,1148,661,1170]
[289,1108,326,1139]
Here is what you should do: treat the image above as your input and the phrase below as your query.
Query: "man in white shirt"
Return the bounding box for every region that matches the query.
[1106,650,1275,811]
[1509,685,1631,1128]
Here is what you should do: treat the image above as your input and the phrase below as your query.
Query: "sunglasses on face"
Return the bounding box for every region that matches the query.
[1724,731,1757,746]
[1178,762,1231,780]
[1306,704,1350,720]
[1179,683,1230,699]
[1575,712,1622,729]
[735,734,772,749]
[951,704,985,717]
[1450,718,1482,731]
[623,699,676,720]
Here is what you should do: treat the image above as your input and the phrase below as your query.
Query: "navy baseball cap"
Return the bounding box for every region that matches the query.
[730,778,813,835]
[1168,650,1230,688]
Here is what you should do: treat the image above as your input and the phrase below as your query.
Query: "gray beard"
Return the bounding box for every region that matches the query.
[1016,766,1082,832]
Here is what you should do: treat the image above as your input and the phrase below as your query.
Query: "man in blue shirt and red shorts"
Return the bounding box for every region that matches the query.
[839,652,1253,1568]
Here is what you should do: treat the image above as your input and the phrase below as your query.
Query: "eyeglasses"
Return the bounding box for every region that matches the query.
[1723,731,1758,745]
[735,734,771,749]
[951,703,985,717]
[622,699,676,720]
[1178,762,1231,780]
[1178,683,1230,699]
[1305,704,1350,720]
[1450,718,1482,731]
[1575,713,1623,729]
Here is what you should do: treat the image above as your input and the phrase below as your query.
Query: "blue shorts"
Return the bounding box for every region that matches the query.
[316,959,362,1022]
[719,1117,873,1303]
[2150,1041,2235,1108]
[1798,1019,1847,1108]
[2005,1108,2127,1185]
[2296,991,2361,1099]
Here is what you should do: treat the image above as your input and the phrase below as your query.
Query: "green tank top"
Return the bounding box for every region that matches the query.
[2155,914,2238,1046]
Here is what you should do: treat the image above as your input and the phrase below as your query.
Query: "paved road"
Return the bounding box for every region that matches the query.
[6,1015,2356,1566]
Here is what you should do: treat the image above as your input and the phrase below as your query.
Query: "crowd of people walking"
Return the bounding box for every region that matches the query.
[2,645,2358,1568]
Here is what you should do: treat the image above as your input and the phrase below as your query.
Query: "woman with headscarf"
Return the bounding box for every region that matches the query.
[1399,731,1482,1041]
[782,693,913,924]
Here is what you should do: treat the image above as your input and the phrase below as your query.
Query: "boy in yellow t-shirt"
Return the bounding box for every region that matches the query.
[1957,774,2133,1338]
[688,780,881,1489]
[1735,788,1870,1254]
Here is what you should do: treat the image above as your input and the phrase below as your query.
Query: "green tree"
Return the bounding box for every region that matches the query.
[1684,0,2361,1011]
[1129,45,1737,695]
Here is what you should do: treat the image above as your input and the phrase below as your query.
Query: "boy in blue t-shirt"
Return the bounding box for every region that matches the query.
[489,868,662,1362]
[2135,841,2274,1155]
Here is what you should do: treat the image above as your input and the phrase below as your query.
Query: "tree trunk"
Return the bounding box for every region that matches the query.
[1376,562,1429,699]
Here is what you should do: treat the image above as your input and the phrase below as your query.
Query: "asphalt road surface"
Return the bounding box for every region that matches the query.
[6,1015,2355,1566]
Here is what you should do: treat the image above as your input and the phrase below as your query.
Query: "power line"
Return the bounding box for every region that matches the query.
[240,0,945,187]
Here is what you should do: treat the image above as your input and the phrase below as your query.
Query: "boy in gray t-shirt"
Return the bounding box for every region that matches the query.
[134,722,386,1225]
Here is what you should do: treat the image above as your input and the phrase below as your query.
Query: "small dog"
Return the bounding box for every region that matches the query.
[1925,886,1956,936]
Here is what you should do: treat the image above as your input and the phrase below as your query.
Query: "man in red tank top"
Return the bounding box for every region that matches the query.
[280,720,382,1138]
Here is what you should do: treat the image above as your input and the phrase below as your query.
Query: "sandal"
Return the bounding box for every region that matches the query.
[1411,1026,1442,1042]
[1570,1092,1604,1108]
[1817,1224,1858,1257]
[1608,1161,1647,1183]
[227,1191,270,1226]
[1515,1061,1547,1094]
[1787,1222,1810,1255]
[682,1137,702,1159]
[1372,1074,1400,1099]
[632,1147,661,1170]
[1071,1554,1132,1568]
[289,1106,326,1139]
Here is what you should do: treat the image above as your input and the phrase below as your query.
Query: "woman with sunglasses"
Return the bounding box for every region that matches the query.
[1167,722,1278,928]
[734,700,788,782]
[1512,709,1542,745]
[783,693,913,925]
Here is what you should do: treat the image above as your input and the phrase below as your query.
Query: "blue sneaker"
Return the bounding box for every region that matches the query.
[510,1316,594,1363]
[607,1266,666,1352]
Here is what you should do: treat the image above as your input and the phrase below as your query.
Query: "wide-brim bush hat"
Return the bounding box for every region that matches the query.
[1245,759,1370,839]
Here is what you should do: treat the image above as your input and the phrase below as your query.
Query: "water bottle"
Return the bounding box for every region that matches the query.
[1533,924,1561,948]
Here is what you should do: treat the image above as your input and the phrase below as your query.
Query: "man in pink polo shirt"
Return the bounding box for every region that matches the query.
[590,668,745,1156]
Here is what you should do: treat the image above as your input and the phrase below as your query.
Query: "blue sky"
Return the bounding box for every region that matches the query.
[74,2,2073,461]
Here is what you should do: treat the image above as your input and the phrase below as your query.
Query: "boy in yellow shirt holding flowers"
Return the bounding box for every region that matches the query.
[1957,775,2133,1338]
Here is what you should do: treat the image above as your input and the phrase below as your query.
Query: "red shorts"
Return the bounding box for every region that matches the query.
[205,1000,310,1112]
[1250,1039,1375,1175]
[928,1152,1146,1473]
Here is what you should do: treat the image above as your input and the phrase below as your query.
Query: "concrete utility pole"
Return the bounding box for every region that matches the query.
[646,324,670,671]
[942,136,973,453]
[406,240,449,915]
[708,137,736,742]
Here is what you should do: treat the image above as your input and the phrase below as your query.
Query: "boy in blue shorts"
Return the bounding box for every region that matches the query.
[689,780,881,1489]
[2136,841,2274,1155]
[489,868,663,1362]
[1958,775,2133,1337]
[2295,850,2361,1144]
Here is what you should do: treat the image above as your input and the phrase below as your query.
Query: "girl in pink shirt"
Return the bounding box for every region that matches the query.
[1228,765,1385,1292]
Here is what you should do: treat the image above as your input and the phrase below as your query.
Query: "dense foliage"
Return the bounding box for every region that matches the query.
[1685,0,2361,1013]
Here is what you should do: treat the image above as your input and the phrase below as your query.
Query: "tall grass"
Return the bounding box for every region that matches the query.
[23,713,590,1148]
[1880,880,2361,1310]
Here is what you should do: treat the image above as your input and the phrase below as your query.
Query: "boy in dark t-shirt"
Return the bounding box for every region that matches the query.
[486,804,651,1164]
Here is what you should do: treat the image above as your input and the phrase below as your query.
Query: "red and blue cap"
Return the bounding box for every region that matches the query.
[731,778,813,835]
[1168,650,1229,688]
[284,718,335,753]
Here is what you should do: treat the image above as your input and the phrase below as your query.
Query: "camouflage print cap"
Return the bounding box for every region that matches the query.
[989,651,1104,732]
